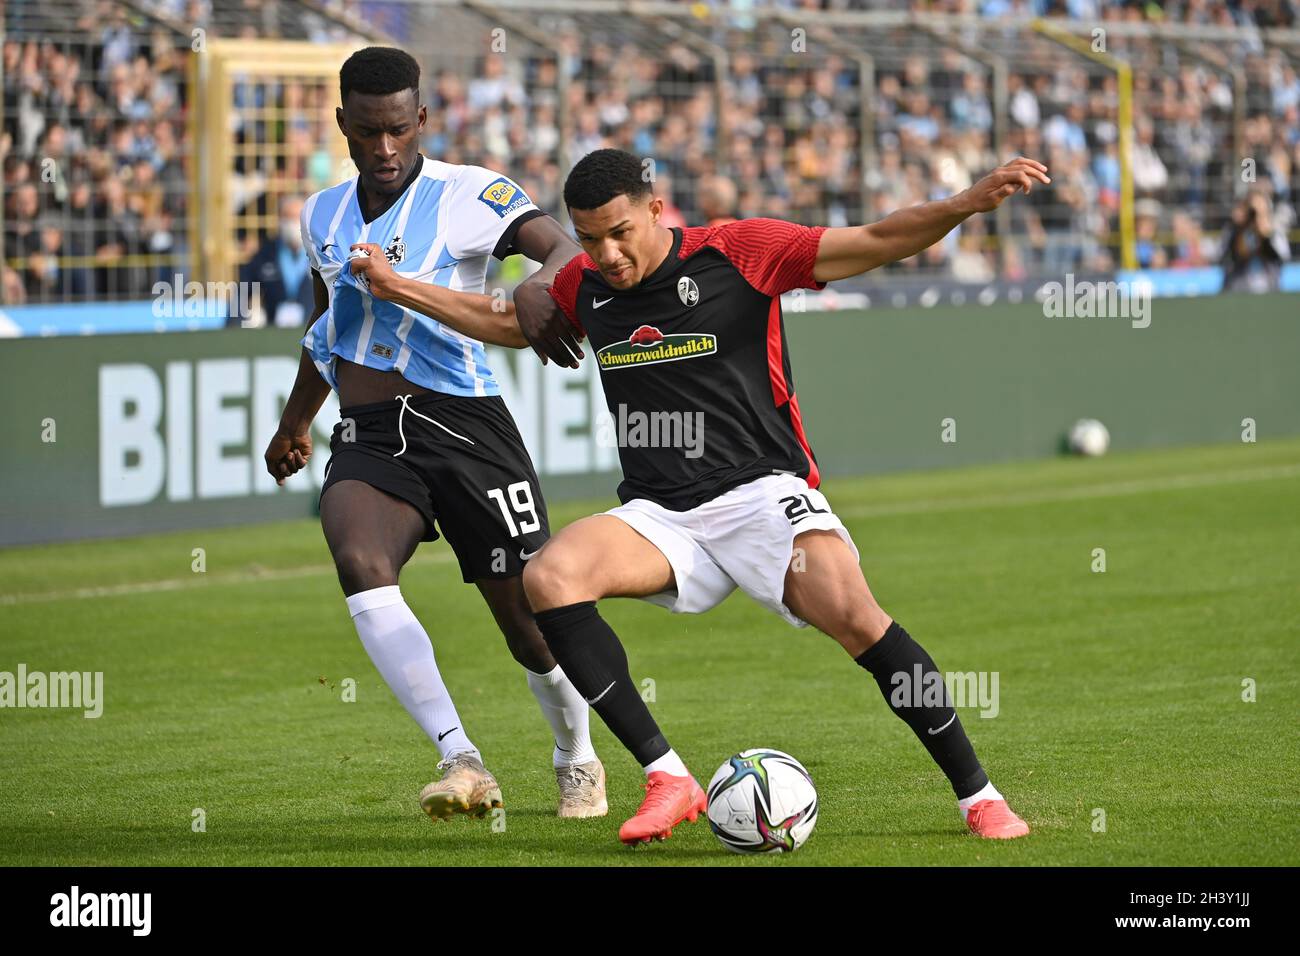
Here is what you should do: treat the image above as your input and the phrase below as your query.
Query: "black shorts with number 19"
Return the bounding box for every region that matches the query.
[319,392,550,583]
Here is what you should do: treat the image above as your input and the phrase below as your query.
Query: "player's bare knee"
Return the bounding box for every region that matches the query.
[333,547,397,595]
[521,552,557,608]
[522,547,589,610]
[827,600,891,656]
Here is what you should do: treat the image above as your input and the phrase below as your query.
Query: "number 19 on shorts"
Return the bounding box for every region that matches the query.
[486,481,541,537]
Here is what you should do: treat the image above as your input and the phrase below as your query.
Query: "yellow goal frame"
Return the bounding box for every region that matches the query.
[187,40,365,287]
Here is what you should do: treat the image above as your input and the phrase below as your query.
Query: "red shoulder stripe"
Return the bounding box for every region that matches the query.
[696,218,828,297]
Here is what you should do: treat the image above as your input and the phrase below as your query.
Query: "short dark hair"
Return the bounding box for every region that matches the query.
[564,149,653,211]
[340,47,420,104]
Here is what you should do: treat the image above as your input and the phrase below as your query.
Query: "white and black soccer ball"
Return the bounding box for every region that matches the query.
[1068,418,1110,457]
[706,749,818,854]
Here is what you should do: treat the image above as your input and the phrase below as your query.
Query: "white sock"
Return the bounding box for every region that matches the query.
[643,749,689,778]
[345,586,477,761]
[958,780,1004,821]
[525,665,598,768]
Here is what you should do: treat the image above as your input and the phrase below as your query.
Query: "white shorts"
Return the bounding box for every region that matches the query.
[606,473,860,628]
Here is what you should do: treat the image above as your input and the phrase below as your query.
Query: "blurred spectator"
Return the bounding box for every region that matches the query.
[4,183,41,266]
[1,265,26,305]
[697,175,738,226]
[1168,99,1216,210]
[1221,189,1291,292]
[952,232,995,282]
[1044,102,1088,156]
[1007,73,1041,128]
[1093,141,1122,211]
[24,217,91,299]
[92,176,148,297]
[1134,199,1169,269]
[238,196,315,328]
[1171,211,1212,268]
[468,55,527,112]
[950,72,993,133]
[652,172,687,229]
[1131,119,1170,196]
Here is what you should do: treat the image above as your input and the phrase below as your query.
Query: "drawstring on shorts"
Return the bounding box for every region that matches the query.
[393,394,475,457]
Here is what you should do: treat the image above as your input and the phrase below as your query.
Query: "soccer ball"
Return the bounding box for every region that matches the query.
[706,749,818,854]
[1068,418,1110,457]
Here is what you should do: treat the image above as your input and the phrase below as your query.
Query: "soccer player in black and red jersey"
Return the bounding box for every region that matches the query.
[517,149,1052,845]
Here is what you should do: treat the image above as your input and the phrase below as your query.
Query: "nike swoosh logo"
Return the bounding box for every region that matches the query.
[585,681,616,705]
[519,547,541,561]
[927,713,957,735]
[593,297,613,308]
[437,726,460,741]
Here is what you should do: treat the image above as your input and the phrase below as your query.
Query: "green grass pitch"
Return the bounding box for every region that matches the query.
[1,439,1297,866]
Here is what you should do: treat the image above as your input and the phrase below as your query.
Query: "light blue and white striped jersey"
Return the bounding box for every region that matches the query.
[299,155,542,397]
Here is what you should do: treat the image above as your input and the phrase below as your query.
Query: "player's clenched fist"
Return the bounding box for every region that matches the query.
[348,242,400,299]
[956,158,1050,214]
[264,430,312,486]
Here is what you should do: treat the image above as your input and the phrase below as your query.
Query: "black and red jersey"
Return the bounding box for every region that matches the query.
[548,218,828,511]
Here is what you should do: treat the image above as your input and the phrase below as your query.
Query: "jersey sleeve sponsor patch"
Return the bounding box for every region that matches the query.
[477,177,533,218]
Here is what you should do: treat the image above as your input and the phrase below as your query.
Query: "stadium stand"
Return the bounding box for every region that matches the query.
[2,0,1297,312]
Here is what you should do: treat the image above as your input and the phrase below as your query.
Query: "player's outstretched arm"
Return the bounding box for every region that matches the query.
[264,346,330,486]
[812,157,1050,282]
[347,242,528,348]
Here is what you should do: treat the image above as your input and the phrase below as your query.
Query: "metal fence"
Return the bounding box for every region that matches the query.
[3,0,1298,308]
[0,0,383,308]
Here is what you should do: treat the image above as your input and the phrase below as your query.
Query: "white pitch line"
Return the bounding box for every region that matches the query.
[2,462,1297,608]
[0,551,457,607]
[831,462,1300,521]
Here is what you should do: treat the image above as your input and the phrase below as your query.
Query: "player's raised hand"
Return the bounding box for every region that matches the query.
[958,158,1050,214]
[348,242,400,299]
[264,430,312,487]
[514,271,584,369]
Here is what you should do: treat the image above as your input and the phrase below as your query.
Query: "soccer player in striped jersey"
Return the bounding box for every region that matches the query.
[263,48,604,822]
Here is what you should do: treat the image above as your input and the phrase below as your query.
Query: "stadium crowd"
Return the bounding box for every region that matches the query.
[2,9,189,304]
[3,0,1297,306]
[421,4,1298,280]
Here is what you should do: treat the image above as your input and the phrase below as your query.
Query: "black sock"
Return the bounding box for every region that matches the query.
[856,621,989,799]
[533,601,669,766]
